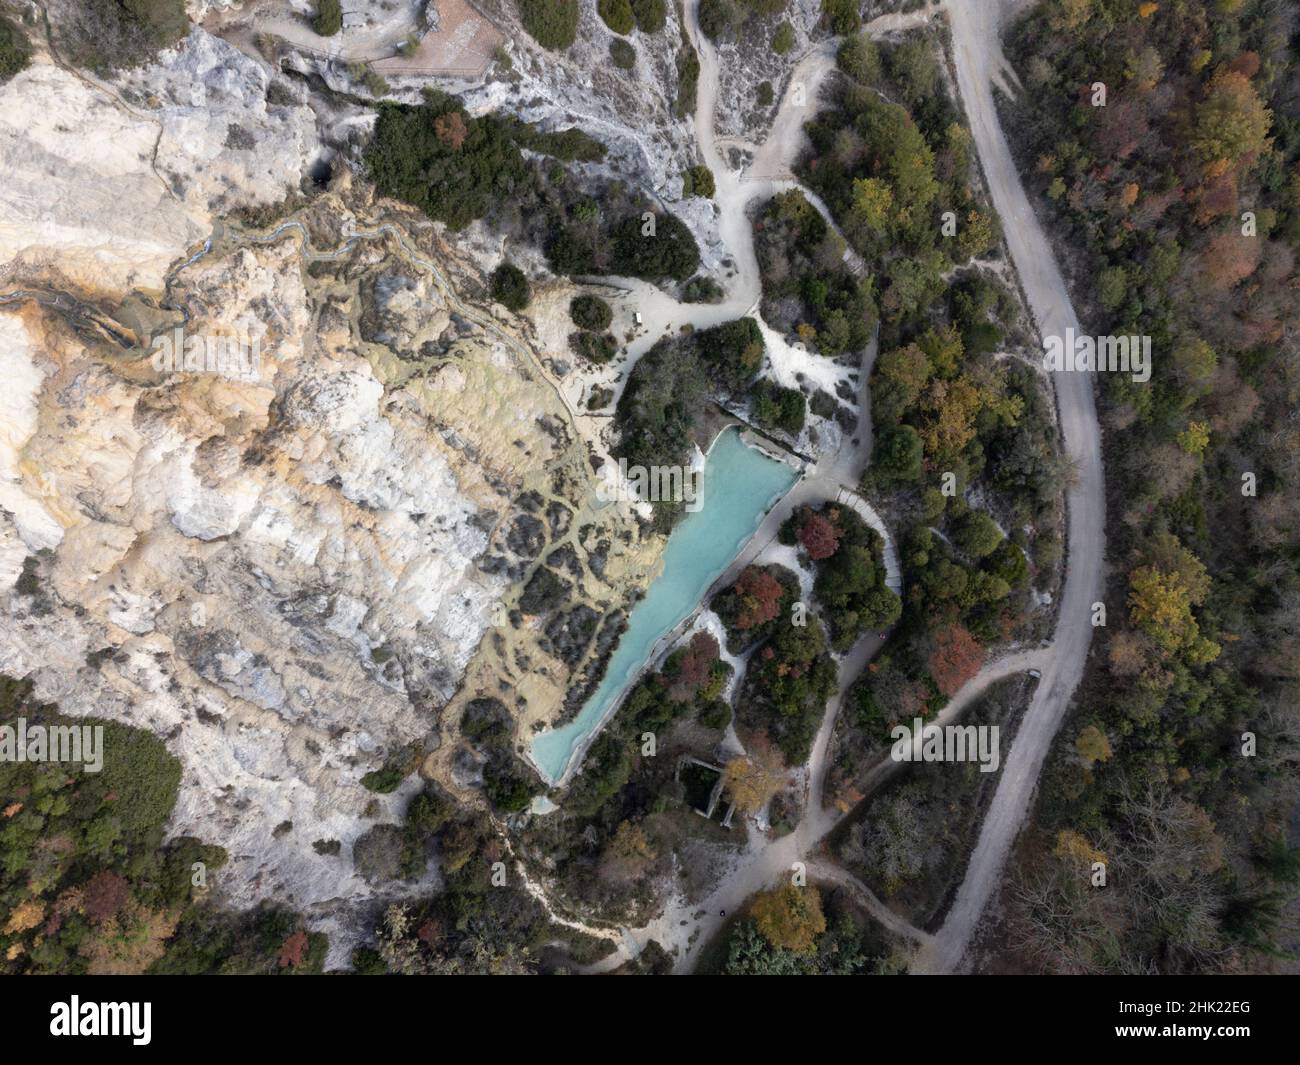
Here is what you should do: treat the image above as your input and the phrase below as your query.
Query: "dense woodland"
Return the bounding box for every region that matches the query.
[996,0,1300,973]
[786,30,1065,807]
[754,190,877,356]
[0,677,328,975]
[366,91,702,288]
[0,673,612,974]
[356,775,612,973]
[799,31,1000,340]
[730,578,838,765]
[713,502,900,771]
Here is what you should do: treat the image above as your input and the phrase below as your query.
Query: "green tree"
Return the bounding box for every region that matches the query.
[873,424,923,487]
[821,0,860,36]
[631,0,667,32]
[699,0,736,40]
[483,760,534,813]
[750,379,806,433]
[852,177,894,230]
[887,37,940,108]
[1049,0,1094,32]
[683,164,716,198]
[490,263,531,311]
[837,33,880,83]
[570,294,613,330]
[313,0,342,35]
[956,208,997,260]
[610,212,701,281]
[696,317,764,390]
[873,342,931,422]
[571,331,618,363]
[723,921,804,974]
[1191,67,1273,165]
[598,0,635,34]
[609,37,636,69]
[1098,266,1128,311]
[517,0,579,50]
[954,511,1003,560]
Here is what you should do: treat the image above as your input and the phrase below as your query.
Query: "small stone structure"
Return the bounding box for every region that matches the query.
[676,756,736,827]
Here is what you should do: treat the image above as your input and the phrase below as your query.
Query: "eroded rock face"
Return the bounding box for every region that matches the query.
[1,191,665,954]
[116,28,320,214]
[0,29,317,294]
[0,13,673,960]
[0,61,206,295]
[0,231,504,931]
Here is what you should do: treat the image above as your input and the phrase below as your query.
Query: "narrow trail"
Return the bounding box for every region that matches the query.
[807,861,934,944]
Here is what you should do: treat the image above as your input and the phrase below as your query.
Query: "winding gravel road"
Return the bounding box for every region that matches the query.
[647,0,1106,974]
[912,0,1106,973]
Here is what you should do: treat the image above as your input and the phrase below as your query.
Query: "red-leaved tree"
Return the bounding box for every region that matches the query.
[433,111,468,150]
[669,632,720,702]
[798,510,841,560]
[734,567,783,630]
[82,870,130,923]
[927,624,985,697]
[278,931,309,969]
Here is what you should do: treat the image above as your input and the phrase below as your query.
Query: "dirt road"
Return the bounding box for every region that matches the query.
[912,0,1106,973]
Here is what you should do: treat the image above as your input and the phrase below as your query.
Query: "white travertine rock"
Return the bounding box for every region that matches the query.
[0,63,203,293]
[0,241,502,952]
[0,9,671,967]
[0,29,318,293]
[0,315,62,559]
[118,29,320,214]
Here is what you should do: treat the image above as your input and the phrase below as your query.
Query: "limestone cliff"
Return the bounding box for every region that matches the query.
[0,20,665,952]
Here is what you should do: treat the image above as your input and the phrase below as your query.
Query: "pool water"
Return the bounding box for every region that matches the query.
[530,428,799,784]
